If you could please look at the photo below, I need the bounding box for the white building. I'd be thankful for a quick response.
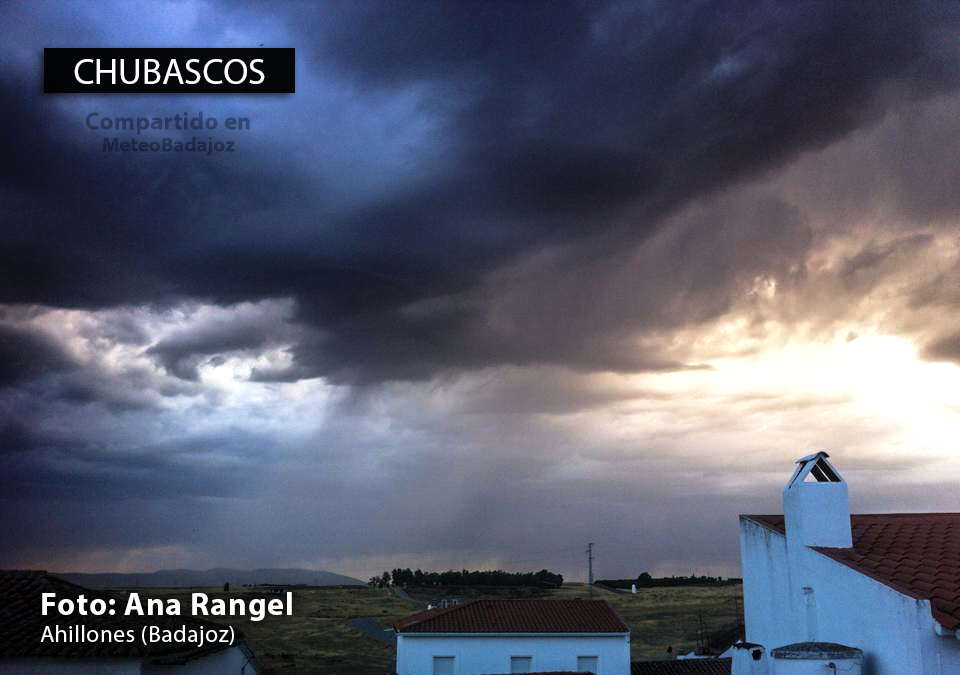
[738,451,960,674]
[0,570,259,675]
[393,598,631,675]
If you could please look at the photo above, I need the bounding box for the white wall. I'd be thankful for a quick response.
[740,517,960,675]
[396,634,630,675]
[0,659,142,675]
[771,657,860,675]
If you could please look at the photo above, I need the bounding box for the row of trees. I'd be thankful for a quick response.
[596,572,741,589]
[369,568,563,588]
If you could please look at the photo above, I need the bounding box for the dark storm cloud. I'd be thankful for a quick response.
[2,1,959,385]
[52,366,191,411]
[0,324,76,388]
[0,419,43,455]
[312,0,959,221]
[0,423,274,501]
[0,77,315,309]
[922,332,960,365]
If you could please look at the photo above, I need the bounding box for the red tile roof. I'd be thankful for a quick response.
[742,513,960,630]
[0,570,246,661]
[394,599,629,634]
[631,658,731,675]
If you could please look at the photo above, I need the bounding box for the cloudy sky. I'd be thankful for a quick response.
[3,1,960,581]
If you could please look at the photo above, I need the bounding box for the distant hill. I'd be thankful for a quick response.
[56,568,365,588]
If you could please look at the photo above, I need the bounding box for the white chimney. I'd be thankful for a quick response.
[730,641,769,675]
[783,451,852,549]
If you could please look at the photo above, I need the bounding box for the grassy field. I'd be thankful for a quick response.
[137,586,417,675]
[554,582,743,660]
[137,582,742,674]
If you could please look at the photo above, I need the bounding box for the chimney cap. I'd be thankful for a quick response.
[732,641,764,650]
[787,451,844,488]
[795,450,830,464]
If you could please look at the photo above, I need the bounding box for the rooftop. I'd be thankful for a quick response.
[631,658,732,675]
[743,513,960,631]
[0,570,245,661]
[394,598,629,634]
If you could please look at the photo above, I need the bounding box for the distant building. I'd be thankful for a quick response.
[737,451,960,674]
[0,570,259,675]
[393,598,631,675]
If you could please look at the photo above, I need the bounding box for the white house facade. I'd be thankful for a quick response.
[738,451,960,675]
[394,598,631,675]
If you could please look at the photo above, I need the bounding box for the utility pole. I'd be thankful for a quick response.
[586,542,594,598]
[697,609,706,655]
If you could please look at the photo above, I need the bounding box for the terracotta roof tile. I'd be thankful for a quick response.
[631,658,731,675]
[0,570,242,661]
[742,513,960,630]
[394,599,628,634]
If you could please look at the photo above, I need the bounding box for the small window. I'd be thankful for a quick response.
[577,655,599,673]
[510,655,532,673]
[433,656,455,675]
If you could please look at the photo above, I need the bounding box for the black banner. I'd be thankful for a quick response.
[44,48,295,93]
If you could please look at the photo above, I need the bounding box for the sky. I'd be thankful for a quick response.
[3,0,960,582]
